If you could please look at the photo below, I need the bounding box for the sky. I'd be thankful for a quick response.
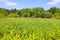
[0,0,60,10]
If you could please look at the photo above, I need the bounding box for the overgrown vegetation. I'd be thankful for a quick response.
[0,7,60,19]
[0,7,60,40]
[0,18,60,40]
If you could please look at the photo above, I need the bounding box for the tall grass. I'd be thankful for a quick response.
[0,18,60,40]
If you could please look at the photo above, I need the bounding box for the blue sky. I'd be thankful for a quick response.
[0,0,60,10]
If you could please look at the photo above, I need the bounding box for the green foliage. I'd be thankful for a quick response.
[0,8,8,18]
[8,13,19,18]
[33,12,40,17]
[41,12,52,18]
[0,7,60,19]
[48,7,57,14]
[48,7,60,14]
[0,18,60,40]
[17,11,22,17]
[33,7,44,13]
[53,13,60,19]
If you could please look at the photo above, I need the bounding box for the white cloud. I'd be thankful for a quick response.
[0,0,8,2]
[0,0,17,6]
[5,2,17,6]
[47,0,60,5]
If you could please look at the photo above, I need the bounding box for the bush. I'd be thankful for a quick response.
[40,12,52,18]
[8,13,19,18]
[22,13,30,17]
[53,13,60,19]
[33,12,41,18]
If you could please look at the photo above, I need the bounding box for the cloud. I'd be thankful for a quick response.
[0,0,8,2]
[5,2,17,6]
[47,0,60,5]
[0,0,17,6]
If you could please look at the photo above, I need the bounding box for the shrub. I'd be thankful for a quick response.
[33,12,41,18]
[8,13,19,18]
[53,13,60,19]
[40,12,52,18]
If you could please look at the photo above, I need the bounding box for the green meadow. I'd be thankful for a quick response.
[0,18,60,40]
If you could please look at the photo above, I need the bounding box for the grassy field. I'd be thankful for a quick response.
[0,18,60,40]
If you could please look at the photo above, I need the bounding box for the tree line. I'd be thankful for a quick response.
[0,7,60,19]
